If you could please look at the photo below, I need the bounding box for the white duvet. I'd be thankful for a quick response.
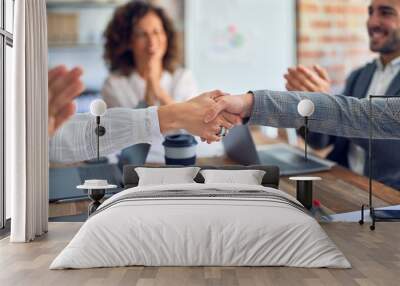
[50,183,350,269]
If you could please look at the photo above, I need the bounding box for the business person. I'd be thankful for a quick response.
[50,91,238,163]
[205,90,400,140]
[102,1,198,161]
[284,0,400,188]
[102,1,197,108]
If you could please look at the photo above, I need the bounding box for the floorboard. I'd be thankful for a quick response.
[1,222,399,286]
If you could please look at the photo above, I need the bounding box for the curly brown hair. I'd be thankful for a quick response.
[103,1,180,76]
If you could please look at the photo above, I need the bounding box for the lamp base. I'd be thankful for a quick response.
[95,125,106,136]
[88,189,105,216]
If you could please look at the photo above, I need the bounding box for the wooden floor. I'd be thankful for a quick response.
[1,222,400,286]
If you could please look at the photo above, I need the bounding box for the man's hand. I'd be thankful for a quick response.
[48,65,84,137]
[284,65,331,93]
[158,90,242,143]
[203,93,254,124]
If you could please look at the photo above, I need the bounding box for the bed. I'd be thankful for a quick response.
[50,165,350,269]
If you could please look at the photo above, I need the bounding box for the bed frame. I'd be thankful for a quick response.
[123,165,280,189]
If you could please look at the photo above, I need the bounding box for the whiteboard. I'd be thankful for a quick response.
[185,0,296,94]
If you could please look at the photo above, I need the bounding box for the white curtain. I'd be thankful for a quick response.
[9,0,48,242]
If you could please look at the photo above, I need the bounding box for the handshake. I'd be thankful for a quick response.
[157,90,255,144]
[47,66,253,143]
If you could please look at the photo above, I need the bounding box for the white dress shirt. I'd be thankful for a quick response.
[101,68,198,162]
[101,68,197,108]
[49,107,160,163]
[348,56,400,174]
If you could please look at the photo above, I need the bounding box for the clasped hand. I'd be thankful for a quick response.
[164,90,254,144]
[48,65,254,145]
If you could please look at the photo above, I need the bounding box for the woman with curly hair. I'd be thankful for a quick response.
[101,1,198,162]
[101,1,197,108]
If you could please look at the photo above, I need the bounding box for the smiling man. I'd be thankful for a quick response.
[283,0,400,189]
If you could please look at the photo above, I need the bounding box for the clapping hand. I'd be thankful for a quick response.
[284,65,331,93]
[143,57,174,106]
[48,65,84,137]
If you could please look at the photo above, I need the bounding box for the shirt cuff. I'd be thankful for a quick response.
[247,90,269,125]
[146,106,161,139]
[240,90,263,125]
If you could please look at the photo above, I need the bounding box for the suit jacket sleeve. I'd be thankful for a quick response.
[247,89,400,139]
[302,68,362,149]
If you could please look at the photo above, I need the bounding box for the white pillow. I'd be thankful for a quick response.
[200,169,266,185]
[135,167,201,186]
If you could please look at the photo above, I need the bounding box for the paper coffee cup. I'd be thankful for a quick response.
[163,134,198,165]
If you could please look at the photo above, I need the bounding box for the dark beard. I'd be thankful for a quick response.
[371,30,400,54]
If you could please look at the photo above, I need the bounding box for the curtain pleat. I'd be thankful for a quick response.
[10,0,48,242]
[10,0,27,242]
[40,0,50,234]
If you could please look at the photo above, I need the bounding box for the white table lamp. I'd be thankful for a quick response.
[90,99,107,161]
[297,99,315,160]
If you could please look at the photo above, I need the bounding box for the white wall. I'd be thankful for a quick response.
[185,0,296,94]
[48,7,114,90]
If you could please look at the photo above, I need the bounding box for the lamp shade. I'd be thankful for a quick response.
[90,99,107,117]
[297,99,315,117]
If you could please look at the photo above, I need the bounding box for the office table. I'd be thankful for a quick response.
[197,127,400,215]
[49,128,400,217]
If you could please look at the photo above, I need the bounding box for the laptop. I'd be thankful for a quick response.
[222,126,334,176]
[118,143,151,167]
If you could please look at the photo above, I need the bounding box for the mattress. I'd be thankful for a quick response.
[50,183,351,269]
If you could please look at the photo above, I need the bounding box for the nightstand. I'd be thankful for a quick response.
[77,180,117,216]
[289,176,321,210]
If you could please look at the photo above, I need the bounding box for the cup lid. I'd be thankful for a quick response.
[163,134,198,148]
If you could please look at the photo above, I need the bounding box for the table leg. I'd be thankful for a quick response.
[296,181,313,210]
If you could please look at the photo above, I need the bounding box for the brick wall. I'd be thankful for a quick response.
[298,0,374,93]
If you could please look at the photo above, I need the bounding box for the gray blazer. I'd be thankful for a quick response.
[305,62,400,188]
[247,80,400,188]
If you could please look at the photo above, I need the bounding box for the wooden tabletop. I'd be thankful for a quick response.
[197,127,400,214]
[49,127,400,217]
